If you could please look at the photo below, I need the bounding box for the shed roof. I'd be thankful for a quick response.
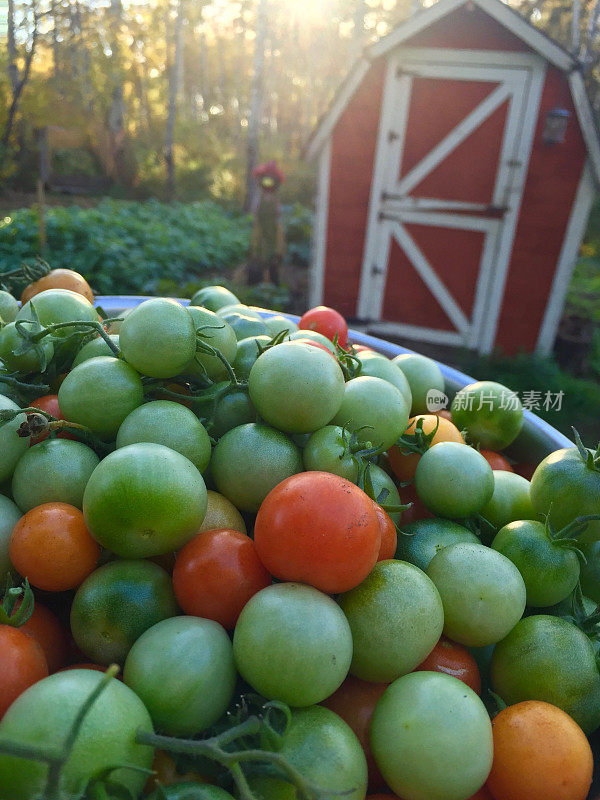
[305,0,600,183]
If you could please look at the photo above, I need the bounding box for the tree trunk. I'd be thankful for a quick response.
[50,0,61,81]
[108,0,125,179]
[2,2,38,151]
[166,0,184,200]
[245,0,268,212]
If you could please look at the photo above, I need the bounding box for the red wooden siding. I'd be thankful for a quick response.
[382,225,486,329]
[494,66,587,353]
[322,60,386,317]
[407,4,529,52]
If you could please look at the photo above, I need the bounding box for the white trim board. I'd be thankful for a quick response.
[536,160,596,355]
[309,138,331,308]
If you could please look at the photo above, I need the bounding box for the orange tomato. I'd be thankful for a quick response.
[173,529,271,629]
[10,503,99,591]
[415,636,481,695]
[254,472,381,594]
[388,415,464,482]
[322,675,388,792]
[487,701,593,800]
[19,601,68,673]
[21,269,94,304]
[0,625,48,718]
[374,503,397,561]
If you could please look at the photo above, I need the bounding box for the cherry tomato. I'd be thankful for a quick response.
[21,269,94,304]
[374,503,397,561]
[322,674,388,791]
[415,636,481,694]
[0,625,48,719]
[289,337,335,355]
[19,601,68,673]
[10,502,99,591]
[254,471,381,594]
[392,353,445,416]
[190,285,239,311]
[28,394,75,445]
[299,305,348,347]
[387,415,464,482]
[451,381,523,450]
[173,529,271,629]
[480,449,514,472]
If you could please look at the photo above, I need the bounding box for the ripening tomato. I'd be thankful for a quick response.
[374,503,397,561]
[322,675,388,791]
[173,529,271,629]
[10,503,99,591]
[388,415,464,482]
[487,701,593,800]
[415,636,481,695]
[480,450,514,472]
[289,337,335,355]
[20,269,94,304]
[254,471,381,594]
[0,625,48,718]
[299,305,348,347]
[29,394,75,445]
[19,601,68,673]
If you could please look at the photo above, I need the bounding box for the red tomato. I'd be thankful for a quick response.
[0,625,48,718]
[513,461,538,480]
[254,471,381,594]
[19,601,68,673]
[173,529,271,629]
[480,450,514,472]
[299,306,348,347]
[29,394,75,445]
[322,675,388,791]
[398,483,433,524]
[415,635,481,695]
[374,503,397,561]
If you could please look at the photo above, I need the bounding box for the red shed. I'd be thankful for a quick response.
[305,0,600,355]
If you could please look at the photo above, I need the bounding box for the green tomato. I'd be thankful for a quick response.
[220,311,269,341]
[0,396,29,483]
[216,303,263,321]
[264,314,299,337]
[491,614,600,733]
[183,306,238,381]
[249,706,367,800]
[367,463,402,524]
[0,290,19,323]
[232,335,271,381]
[71,559,179,666]
[249,342,345,434]
[119,298,196,379]
[0,670,154,800]
[395,518,479,571]
[148,784,235,800]
[415,442,494,518]
[371,672,493,800]
[356,351,412,408]
[288,329,336,353]
[116,400,211,472]
[190,286,239,311]
[302,425,359,482]
[233,583,352,706]
[530,446,600,543]
[17,288,98,336]
[211,389,256,438]
[491,520,581,607]
[393,353,445,415]
[332,376,409,454]
[0,322,54,373]
[451,381,523,450]
[58,356,144,440]
[581,540,600,603]
[427,542,526,646]
[12,438,100,512]
[480,471,535,530]
[0,494,20,578]
[210,423,302,512]
[338,560,443,682]
[72,335,119,367]
[83,442,207,557]
[124,616,236,736]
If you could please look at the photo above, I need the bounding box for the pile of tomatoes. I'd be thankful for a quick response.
[0,271,599,800]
